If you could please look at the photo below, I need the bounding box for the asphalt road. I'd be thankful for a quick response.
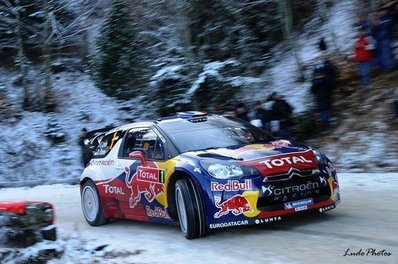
[1,173,397,264]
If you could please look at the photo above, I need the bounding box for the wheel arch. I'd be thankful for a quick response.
[167,169,207,224]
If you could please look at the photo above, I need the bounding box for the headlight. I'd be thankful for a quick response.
[200,160,260,179]
[313,150,327,165]
[44,208,54,223]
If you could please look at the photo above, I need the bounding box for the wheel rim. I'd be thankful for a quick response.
[176,187,188,234]
[82,185,98,222]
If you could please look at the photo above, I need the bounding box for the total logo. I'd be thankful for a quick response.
[319,204,335,213]
[255,216,282,224]
[103,184,125,195]
[259,155,313,169]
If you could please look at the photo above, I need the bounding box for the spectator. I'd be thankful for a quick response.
[78,128,93,168]
[268,92,294,139]
[235,102,250,122]
[311,56,338,130]
[354,27,375,89]
[371,6,396,70]
[252,101,272,132]
[318,37,328,52]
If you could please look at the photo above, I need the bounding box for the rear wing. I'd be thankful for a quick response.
[84,126,115,151]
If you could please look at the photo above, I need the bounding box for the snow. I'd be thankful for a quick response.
[1,172,397,263]
[2,1,398,262]
[249,0,358,113]
[1,0,395,185]
[186,59,242,96]
[0,73,154,186]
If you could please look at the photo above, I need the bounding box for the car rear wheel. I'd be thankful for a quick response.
[81,180,108,226]
[175,178,206,239]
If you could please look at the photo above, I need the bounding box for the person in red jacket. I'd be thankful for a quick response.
[354,27,375,89]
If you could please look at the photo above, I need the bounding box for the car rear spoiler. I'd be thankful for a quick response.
[84,126,115,151]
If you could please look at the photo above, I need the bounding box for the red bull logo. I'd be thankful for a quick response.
[125,166,165,208]
[145,206,171,219]
[214,195,253,218]
[211,180,252,192]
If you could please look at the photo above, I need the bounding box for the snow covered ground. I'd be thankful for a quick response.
[1,172,397,264]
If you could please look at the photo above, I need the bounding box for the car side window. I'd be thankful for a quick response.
[93,134,113,157]
[121,128,165,160]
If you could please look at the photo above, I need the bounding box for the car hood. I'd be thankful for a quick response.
[183,140,318,175]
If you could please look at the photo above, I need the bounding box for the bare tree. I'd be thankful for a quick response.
[317,0,342,55]
[14,0,30,109]
[278,0,305,80]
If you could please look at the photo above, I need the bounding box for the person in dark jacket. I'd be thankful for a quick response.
[311,57,338,130]
[235,102,250,122]
[371,7,396,70]
[78,128,93,168]
[253,101,272,132]
[268,92,294,139]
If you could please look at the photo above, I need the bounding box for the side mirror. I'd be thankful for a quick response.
[128,151,147,166]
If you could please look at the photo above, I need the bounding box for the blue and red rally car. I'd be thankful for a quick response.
[80,112,340,239]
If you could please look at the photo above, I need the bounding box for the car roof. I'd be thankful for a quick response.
[107,121,155,134]
[108,111,214,133]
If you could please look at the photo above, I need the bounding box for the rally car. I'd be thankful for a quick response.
[80,112,340,239]
[0,201,56,245]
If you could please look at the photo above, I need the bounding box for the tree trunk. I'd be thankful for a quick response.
[15,0,30,109]
[278,0,305,81]
[42,0,53,112]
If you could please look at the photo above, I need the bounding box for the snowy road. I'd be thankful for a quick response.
[1,173,398,264]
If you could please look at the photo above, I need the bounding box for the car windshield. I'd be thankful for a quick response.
[158,115,274,153]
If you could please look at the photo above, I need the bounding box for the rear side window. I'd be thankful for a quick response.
[120,128,165,160]
[93,131,123,158]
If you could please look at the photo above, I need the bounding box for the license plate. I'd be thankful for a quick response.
[284,198,314,210]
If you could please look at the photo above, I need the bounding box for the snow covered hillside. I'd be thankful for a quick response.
[0,72,153,186]
[0,0,397,186]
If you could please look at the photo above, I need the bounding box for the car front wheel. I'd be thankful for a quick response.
[81,180,108,226]
[175,178,206,239]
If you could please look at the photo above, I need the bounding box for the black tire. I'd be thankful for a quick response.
[175,178,206,239]
[81,180,108,226]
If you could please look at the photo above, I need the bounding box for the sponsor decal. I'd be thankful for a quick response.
[318,204,335,213]
[90,159,115,166]
[209,220,249,229]
[211,180,252,192]
[255,216,282,224]
[260,155,313,169]
[145,206,171,219]
[125,166,164,208]
[137,166,166,183]
[103,184,125,195]
[262,181,320,196]
[319,176,327,186]
[214,195,253,218]
[284,198,314,210]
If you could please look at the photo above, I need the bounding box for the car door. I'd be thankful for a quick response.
[116,127,167,221]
